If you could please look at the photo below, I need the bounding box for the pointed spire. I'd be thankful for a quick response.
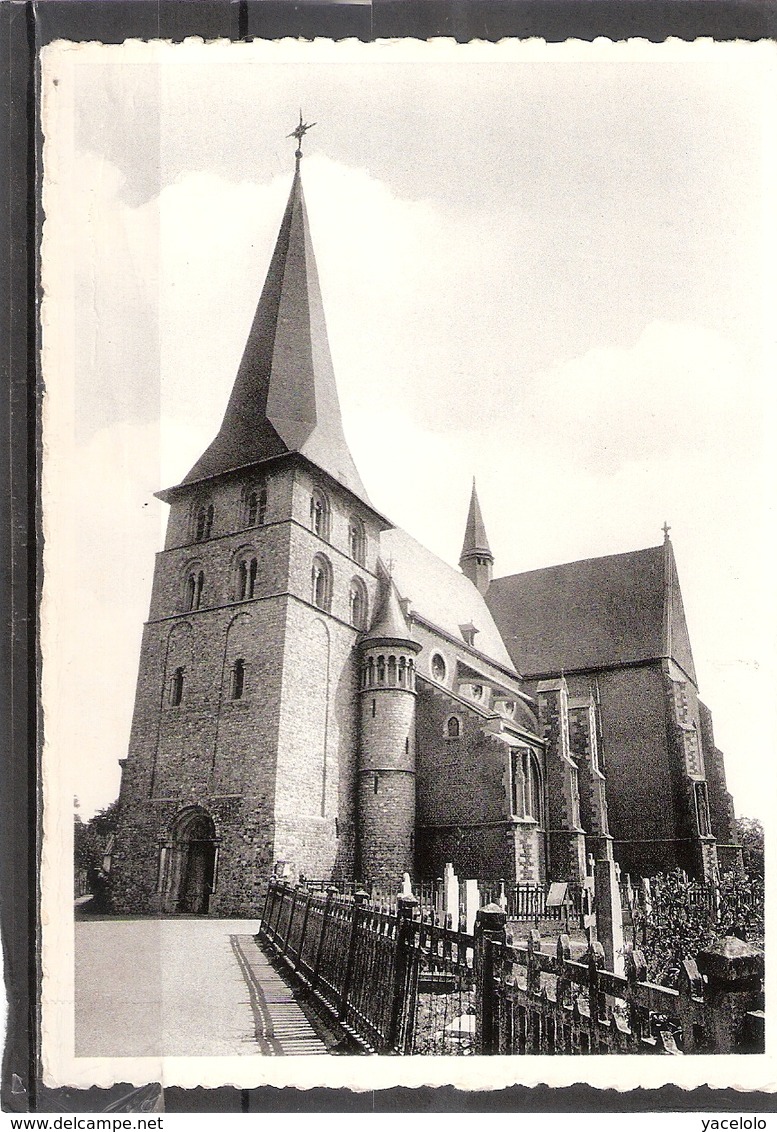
[171,134,371,510]
[459,479,494,595]
[362,568,419,648]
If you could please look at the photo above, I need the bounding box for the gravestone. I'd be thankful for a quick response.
[443,862,460,930]
[464,879,480,935]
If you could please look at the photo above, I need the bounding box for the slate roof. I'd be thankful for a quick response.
[381,528,516,672]
[363,574,418,645]
[168,161,371,510]
[486,542,697,684]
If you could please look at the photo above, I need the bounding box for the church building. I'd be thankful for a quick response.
[110,133,741,917]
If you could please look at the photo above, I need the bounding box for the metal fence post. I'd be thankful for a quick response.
[294,884,312,977]
[339,888,369,1022]
[259,877,273,936]
[474,903,507,1055]
[282,884,300,959]
[311,885,337,993]
[388,894,418,1052]
[258,879,273,942]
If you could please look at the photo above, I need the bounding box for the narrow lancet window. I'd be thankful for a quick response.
[170,667,184,706]
[231,659,245,700]
[310,490,330,540]
[311,555,332,611]
[348,516,366,565]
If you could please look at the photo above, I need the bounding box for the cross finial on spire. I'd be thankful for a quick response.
[288,110,316,166]
[662,521,671,542]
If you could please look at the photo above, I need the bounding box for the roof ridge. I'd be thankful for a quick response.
[492,543,664,584]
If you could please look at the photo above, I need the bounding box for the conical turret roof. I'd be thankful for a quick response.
[167,156,371,508]
[362,569,419,648]
[460,479,493,563]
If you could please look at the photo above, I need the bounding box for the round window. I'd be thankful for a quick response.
[431,653,446,682]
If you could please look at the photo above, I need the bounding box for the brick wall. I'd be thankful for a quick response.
[698,700,743,875]
[112,453,385,914]
[414,681,543,883]
[357,657,418,886]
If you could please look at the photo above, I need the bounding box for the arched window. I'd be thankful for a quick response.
[348,516,366,565]
[524,750,542,823]
[349,578,368,629]
[311,554,332,611]
[195,503,214,542]
[170,667,184,707]
[445,716,461,739]
[511,748,542,821]
[231,658,245,700]
[310,489,330,540]
[236,555,258,601]
[431,653,446,682]
[185,570,204,611]
[377,655,386,684]
[246,484,267,528]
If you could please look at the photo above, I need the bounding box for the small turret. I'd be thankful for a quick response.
[356,571,421,889]
[459,479,494,595]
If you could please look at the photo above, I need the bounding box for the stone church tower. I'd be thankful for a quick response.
[111,140,390,915]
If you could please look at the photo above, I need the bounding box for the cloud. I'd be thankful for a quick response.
[520,321,759,475]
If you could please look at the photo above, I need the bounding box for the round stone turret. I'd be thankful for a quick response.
[357,576,421,889]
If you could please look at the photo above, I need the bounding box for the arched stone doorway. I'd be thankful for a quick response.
[162,807,218,914]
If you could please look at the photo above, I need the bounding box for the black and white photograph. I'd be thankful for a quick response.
[39,36,774,1091]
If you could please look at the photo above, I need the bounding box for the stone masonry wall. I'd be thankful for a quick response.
[594,663,688,877]
[357,664,417,886]
[698,700,743,876]
[415,681,543,883]
[113,455,384,914]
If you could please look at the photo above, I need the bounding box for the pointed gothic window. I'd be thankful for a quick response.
[349,578,368,629]
[231,659,245,700]
[510,748,542,821]
[445,716,461,740]
[311,554,332,611]
[246,485,267,528]
[348,516,366,565]
[310,490,330,540]
[170,667,184,707]
[524,750,542,822]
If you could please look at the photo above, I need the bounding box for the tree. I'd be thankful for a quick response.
[73,799,120,910]
[736,816,764,879]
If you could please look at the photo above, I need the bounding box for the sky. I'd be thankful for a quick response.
[40,38,777,823]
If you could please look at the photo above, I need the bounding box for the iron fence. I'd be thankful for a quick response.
[260,880,764,1056]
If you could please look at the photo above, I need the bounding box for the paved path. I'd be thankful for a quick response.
[75,918,328,1057]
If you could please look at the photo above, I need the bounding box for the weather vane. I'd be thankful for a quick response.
[288,110,316,162]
